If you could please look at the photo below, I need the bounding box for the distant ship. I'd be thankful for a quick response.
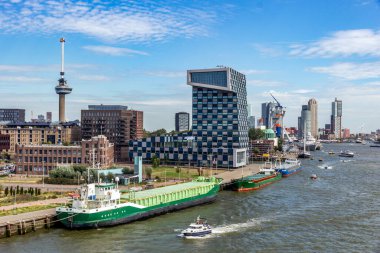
[339,150,354,158]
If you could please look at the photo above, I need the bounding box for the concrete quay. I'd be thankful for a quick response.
[0,209,56,239]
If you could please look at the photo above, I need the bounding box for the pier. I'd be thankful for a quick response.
[0,209,56,238]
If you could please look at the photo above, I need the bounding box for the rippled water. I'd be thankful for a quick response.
[1,144,379,253]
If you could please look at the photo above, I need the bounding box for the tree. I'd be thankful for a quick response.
[145,167,152,180]
[20,187,24,195]
[4,187,8,196]
[106,172,114,182]
[73,165,87,175]
[249,128,265,140]
[16,185,19,194]
[122,167,132,175]
[151,155,160,168]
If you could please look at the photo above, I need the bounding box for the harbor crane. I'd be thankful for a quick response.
[269,93,286,138]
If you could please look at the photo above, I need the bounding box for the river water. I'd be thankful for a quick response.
[0,143,379,253]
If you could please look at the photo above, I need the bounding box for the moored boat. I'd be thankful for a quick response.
[231,162,282,192]
[56,177,222,229]
[275,158,302,177]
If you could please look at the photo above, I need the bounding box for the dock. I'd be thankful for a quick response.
[0,209,56,238]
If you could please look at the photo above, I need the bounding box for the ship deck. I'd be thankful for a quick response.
[121,181,215,200]
[242,173,268,181]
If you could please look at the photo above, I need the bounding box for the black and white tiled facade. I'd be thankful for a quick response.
[129,67,248,168]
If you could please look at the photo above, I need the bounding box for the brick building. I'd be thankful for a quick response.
[15,135,114,175]
[0,122,81,157]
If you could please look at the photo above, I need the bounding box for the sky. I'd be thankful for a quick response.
[0,0,380,133]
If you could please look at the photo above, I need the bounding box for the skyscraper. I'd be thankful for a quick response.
[331,97,342,139]
[175,112,190,132]
[247,104,255,129]
[298,105,311,139]
[308,98,318,138]
[188,67,249,167]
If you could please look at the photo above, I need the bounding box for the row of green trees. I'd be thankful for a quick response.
[3,186,41,196]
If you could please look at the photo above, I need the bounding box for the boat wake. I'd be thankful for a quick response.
[212,218,265,235]
[318,165,333,170]
[176,218,265,239]
[340,159,354,163]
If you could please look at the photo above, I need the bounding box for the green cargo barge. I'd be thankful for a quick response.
[231,163,282,192]
[56,177,222,229]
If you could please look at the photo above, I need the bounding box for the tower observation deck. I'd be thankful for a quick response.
[55,38,72,122]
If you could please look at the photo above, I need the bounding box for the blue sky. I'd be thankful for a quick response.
[0,0,380,133]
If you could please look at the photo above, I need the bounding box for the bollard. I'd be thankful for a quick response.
[17,221,22,235]
[32,219,36,231]
[22,220,27,234]
[45,216,50,229]
[6,223,11,237]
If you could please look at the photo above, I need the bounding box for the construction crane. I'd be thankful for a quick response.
[269,93,286,138]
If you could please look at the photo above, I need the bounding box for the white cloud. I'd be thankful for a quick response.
[309,62,380,80]
[0,75,45,82]
[77,75,110,81]
[241,69,268,75]
[144,70,184,78]
[83,45,148,56]
[290,29,380,58]
[292,89,316,94]
[252,43,282,57]
[247,79,284,87]
[0,0,217,42]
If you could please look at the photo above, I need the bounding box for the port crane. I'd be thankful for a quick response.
[269,93,286,138]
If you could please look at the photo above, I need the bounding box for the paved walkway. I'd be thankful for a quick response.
[0,197,68,211]
[0,208,56,225]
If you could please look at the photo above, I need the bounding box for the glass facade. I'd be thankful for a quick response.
[190,71,228,88]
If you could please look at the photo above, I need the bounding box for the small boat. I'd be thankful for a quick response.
[298,152,311,159]
[180,216,212,238]
[310,174,318,180]
[328,151,335,155]
[318,159,323,162]
[339,150,354,157]
[370,145,380,148]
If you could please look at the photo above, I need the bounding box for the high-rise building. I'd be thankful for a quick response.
[308,98,318,138]
[261,101,284,137]
[46,112,52,123]
[331,97,342,139]
[248,116,256,129]
[247,104,255,129]
[55,38,72,122]
[298,105,311,139]
[129,67,249,168]
[189,67,248,167]
[81,105,143,162]
[0,109,25,123]
[175,112,190,132]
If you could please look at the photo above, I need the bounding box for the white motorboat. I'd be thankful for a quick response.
[339,150,354,157]
[180,216,212,238]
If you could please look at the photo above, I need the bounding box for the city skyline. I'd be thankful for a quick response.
[0,1,380,132]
